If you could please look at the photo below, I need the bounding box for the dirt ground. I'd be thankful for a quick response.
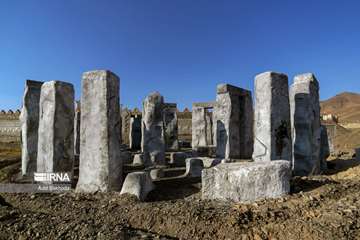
[1,144,360,239]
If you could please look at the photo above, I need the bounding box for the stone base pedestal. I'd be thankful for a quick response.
[202,160,290,203]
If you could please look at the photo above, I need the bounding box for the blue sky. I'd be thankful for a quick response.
[1,0,359,110]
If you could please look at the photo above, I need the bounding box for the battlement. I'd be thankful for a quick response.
[0,109,21,143]
[0,109,21,120]
[0,107,194,144]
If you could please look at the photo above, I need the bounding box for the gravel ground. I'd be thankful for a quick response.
[0,148,360,239]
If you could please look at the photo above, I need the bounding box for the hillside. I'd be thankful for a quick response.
[334,127,360,152]
[320,92,360,153]
[320,92,360,123]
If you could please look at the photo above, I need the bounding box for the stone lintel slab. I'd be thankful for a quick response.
[216,83,252,96]
[293,73,319,89]
[163,103,177,108]
[192,102,216,109]
[26,80,44,88]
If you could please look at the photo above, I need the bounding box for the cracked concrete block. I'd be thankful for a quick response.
[150,168,165,180]
[141,92,165,166]
[163,103,179,151]
[184,158,204,178]
[202,160,291,203]
[20,80,43,176]
[290,73,321,176]
[76,70,122,193]
[253,72,292,162]
[120,171,154,201]
[133,153,144,165]
[121,109,131,145]
[37,81,75,174]
[213,84,253,160]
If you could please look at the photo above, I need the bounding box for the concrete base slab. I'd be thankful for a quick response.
[192,146,216,157]
[120,171,154,201]
[202,160,291,203]
[169,152,192,167]
[132,154,144,165]
[184,158,204,178]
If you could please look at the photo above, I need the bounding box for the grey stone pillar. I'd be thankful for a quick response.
[191,102,215,149]
[20,80,43,176]
[253,72,292,162]
[290,73,321,175]
[121,108,131,145]
[141,92,165,166]
[163,103,179,151]
[129,115,142,150]
[74,101,81,157]
[213,84,253,160]
[37,81,74,173]
[76,70,122,192]
[319,125,330,172]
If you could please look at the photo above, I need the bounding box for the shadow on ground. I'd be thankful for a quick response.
[325,158,360,175]
[147,182,201,201]
[290,177,337,194]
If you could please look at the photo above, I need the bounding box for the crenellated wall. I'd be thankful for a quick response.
[0,107,194,144]
[0,110,21,143]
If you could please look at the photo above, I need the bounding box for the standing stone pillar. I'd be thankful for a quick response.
[74,101,81,157]
[253,72,292,162]
[73,101,81,181]
[20,80,43,176]
[213,84,253,160]
[290,73,321,175]
[37,81,74,173]
[76,70,122,192]
[163,103,179,151]
[191,102,215,149]
[141,92,165,166]
[121,108,131,145]
[319,125,330,172]
[129,115,142,150]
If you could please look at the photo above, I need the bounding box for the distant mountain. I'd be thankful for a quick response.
[320,92,360,123]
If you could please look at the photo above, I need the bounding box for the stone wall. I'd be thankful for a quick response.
[1,107,192,145]
[0,110,21,143]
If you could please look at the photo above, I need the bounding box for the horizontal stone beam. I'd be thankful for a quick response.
[192,102,216,108]
[163,103,177,108]
[216,83,252,96]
